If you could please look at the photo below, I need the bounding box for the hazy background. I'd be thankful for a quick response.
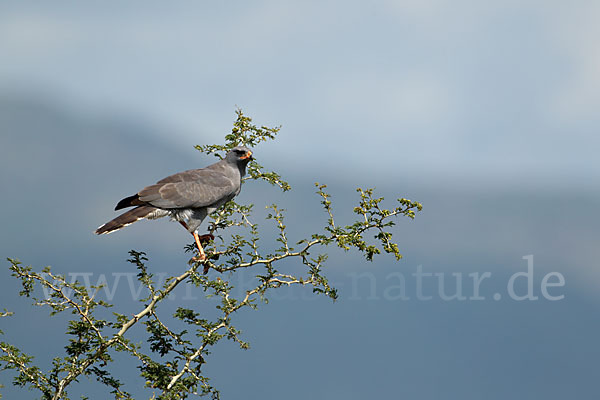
[1,1,599,399]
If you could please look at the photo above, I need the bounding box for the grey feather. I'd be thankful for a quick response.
[95,206,156,235]
[95,146,253,235]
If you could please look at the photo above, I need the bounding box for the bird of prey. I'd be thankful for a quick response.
[95,146,253,265]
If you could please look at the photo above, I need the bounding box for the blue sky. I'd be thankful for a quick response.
[1,0,598,182]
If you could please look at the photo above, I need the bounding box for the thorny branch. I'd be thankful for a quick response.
[0,110,422,400]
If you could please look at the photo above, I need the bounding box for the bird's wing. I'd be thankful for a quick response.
[137,168,237,209]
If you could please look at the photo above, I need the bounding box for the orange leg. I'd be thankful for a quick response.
[179,221,205,260]
[193,231,207,261]
[180,221,213,273]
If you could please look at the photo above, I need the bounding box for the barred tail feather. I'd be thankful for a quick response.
[95,206,156,235]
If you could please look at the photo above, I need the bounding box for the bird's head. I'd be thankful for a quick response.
[225,146,253,165]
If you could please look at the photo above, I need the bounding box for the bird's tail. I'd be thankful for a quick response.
[95,206,156,235]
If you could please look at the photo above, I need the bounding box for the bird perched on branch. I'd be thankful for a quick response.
[95,146,253,269]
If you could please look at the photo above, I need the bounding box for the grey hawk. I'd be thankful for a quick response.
[95,146,253,265]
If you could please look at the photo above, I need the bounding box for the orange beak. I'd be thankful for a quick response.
[240,150,253,160]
